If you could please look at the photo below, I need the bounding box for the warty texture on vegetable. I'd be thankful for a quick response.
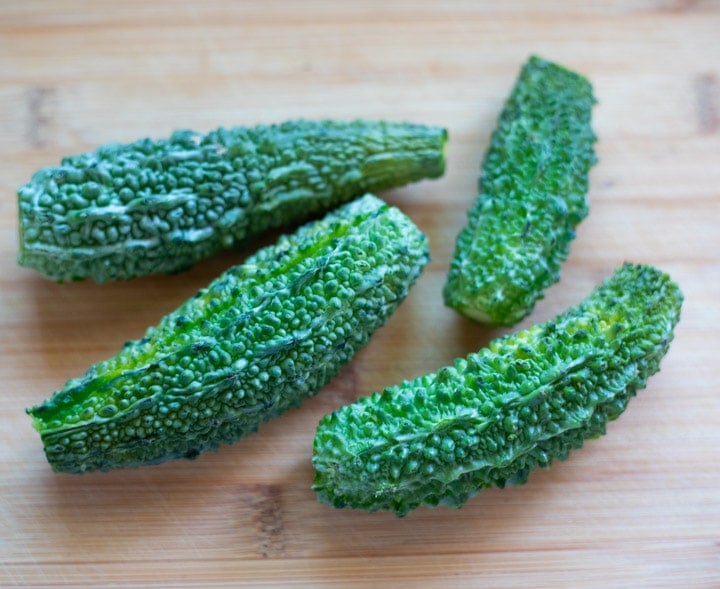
[27,194,429,473]
[314,263,682,516]
[18,119,445,282]
[444,56,597,326]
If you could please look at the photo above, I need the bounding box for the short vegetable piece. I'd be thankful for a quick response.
[313,263,683,516]
[443,56,597,326]
[18,119,446,282]
[27,194,430,473]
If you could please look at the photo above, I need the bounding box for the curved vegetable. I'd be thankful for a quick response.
[443,56,597,326]
[18,119,446,282]
[27,194,429,473]
[313,263,683,516]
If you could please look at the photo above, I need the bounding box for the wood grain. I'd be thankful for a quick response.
[1,1,719,587]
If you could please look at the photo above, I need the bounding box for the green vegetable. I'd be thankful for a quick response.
[313,263,682,516]
[18,119,446,283]
[27,194,429,473]
[443,56,597,326]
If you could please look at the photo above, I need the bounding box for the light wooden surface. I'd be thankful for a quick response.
[1,1,719,587]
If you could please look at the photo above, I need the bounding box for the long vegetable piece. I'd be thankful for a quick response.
[18,119,446,282]
[443,56,597,326]
[313,263,682,516]
[27,194,429,473]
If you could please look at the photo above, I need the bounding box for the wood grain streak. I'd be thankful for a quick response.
[238,484,287,559]
[24,86,55,148]
[695,73,719,133]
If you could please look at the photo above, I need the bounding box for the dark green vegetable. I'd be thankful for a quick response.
[444,56,597,326]
[27,194,429,473]
[313,263,682,516]
[18,119,445,282]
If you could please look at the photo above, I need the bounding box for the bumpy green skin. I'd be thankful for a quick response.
[443,56,597,326]
[313,263,683,516]
[27,194,429,473]
[18,119,445,283]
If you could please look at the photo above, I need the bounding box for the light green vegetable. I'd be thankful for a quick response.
[18,119,445,282]
[313,263,682,516]
[27,194,429,473]
[444,56,597,326]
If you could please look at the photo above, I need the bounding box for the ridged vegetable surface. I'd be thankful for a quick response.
[313,263,682,516]
[17,119,445,283]
[443,56,597,326]
[27,194,429,473]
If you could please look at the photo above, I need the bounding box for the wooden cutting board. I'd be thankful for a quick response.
[1,1,718,587]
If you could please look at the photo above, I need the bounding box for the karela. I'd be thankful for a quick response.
[443,56,597,326]
[27,194,429,473]
[313,263,683,516]
[17,119,446,282]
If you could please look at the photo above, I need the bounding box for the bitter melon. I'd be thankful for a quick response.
[443,56,597,326]
[18,119,445,282]
[27,194,429,473]
[313,263,683,516]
